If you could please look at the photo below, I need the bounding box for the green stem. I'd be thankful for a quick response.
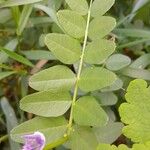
[67,0,93,135]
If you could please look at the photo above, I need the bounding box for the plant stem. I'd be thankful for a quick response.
[67,0,93,135]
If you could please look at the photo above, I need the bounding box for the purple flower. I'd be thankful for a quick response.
[22,131,46,150]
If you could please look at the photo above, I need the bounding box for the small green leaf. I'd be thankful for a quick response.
[89,16,116,40]
[45,33,81,64]
[70,126,98,150]
[92,92,118,106]
[57,10,86,38]
[91,0,115,17]
[0,0,42,8]
[20,90,72,117]
[119,79,150,143]
[1,97,20,150]
[21,50,56,60]
[93,122,123,144]
[101,78,123,92]
[106,54,131,71]
[73,96,108,126]
[84,39,116,64]
[29,65,76,91]
[0,46,34,67]
[0,71,16,80]
[17,4,33,35]
[65,0,89,15]
[11,116,67,145]
[79,67,117,92]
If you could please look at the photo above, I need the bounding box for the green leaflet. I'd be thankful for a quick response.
[65,0,88,15]
[79,67,117,92]
[0,71,16,80]
[89,16,116,40]
[84,39,116,64]
[45,33,81,64]
[0,46,34,67]
[17,4,33,35]
[0,0,42,8]
[119,79,150,143]
[106,54,131,71]
[20,90,72,117]
[93,122,123,144]
[92,91,118,106]
[73,96,108,126]
[70,126,98,150]
[91,0,115,17]
[11,117,67,145]
[29,65,76,91]
[57,10,86,38]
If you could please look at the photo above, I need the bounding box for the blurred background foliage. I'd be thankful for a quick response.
[0,0,150,149]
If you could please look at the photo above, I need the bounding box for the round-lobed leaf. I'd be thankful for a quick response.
[45,33,81,64]
[11,117,67,145]
[57,10,86,38]
[79,67,117,92]
[73,96,108,127]
[119,79,150,143]
[91,0,115,17]
[29,65,76,91]
[89,16,116,40]
[106,54,131,71]
[20,90,72,117]
[65,0,89,15]
[84,39,116,64]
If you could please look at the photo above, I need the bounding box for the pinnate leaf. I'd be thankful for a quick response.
[65,0,88,15]
[45,33,81,64]
[119,79,150,143]
[73,96,108,126]
[84,39,116,64]
[91,0,115,17]
[20,90,72,117]
[29,65,75,91]
[57,10,86,38]
[89,16,116,40]
[79,67,117,92]
[11,117,67,145]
